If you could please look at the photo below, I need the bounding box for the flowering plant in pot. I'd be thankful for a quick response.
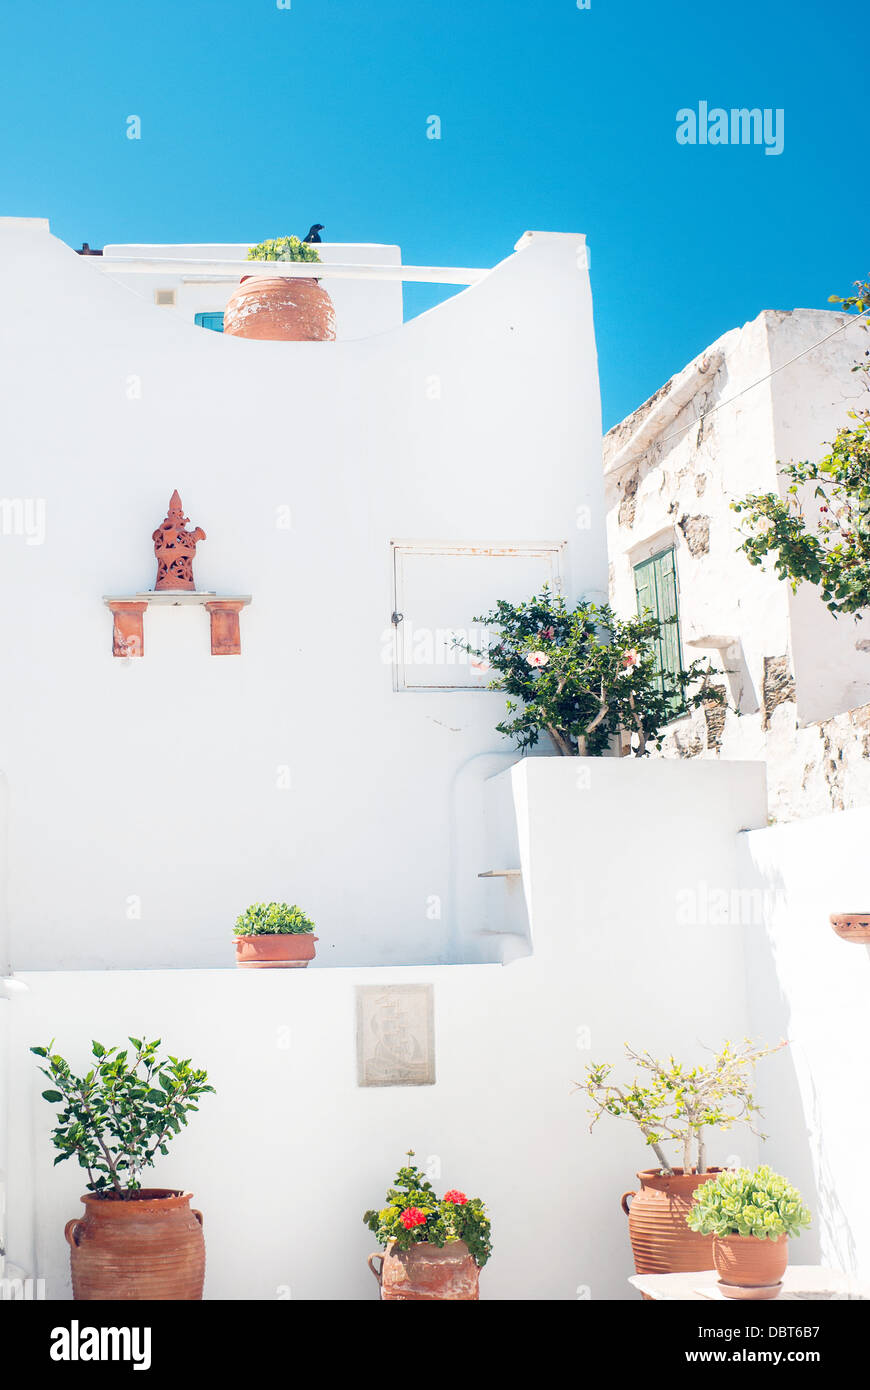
[224,235,335,341]
[32,1037,214,1300]
[457,586,722,756]
[580,1039,784,1278]
[687,1165,811,1299]
[363,1151,492,1300]
[232,901,318,968]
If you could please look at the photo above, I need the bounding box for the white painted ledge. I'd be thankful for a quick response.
[97,258,488,286]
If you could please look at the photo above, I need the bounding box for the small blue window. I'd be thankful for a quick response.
[195,312,224,333]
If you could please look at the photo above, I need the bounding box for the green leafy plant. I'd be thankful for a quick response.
[458,587,722,755]
[732,277,870,617]
[580,1039,785,1174]
[247,236,321,264]
[233,902,315,936]
[363,1151,493,1268]
[687,1165,811,1241]
[31,1038,214,1199]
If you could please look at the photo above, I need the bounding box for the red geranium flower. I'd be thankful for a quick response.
[443,1190,467,1205]
[400,1207,427,1230]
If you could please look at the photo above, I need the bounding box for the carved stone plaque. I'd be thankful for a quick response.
[356,984,435,1087]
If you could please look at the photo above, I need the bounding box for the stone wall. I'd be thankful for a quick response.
[658,689,870,821]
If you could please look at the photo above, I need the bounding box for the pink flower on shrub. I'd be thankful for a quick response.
[443,1190,467,1205]
[525,651,549,668]
[400,1207,428,1230]
[622,649,640,669]
[540,627,556,641]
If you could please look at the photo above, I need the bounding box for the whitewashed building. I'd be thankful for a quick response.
[1,221,868,1299]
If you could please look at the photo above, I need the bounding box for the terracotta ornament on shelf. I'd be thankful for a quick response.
[152,491,206,591]
[105,490,250,657]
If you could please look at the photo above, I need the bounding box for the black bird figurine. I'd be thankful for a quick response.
[303,224,324,244]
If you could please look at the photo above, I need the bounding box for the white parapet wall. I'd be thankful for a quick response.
[5,757,775,1301]
[739,807,870,1279]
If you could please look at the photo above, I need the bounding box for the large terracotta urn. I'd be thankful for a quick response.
[234,934,318,968]
[621,1169,719,1275]
[64,1189,205,1300]
[368,1240,480,1300]
[223,274,336,342]
[713,1234,788,1298]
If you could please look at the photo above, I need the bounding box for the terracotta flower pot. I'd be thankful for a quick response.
[234,933,318,968]
[830,912,870,943]
[713,1234,788,1295]
[368,1239,480,1300]
[621,1168,719,1275]
[64,1189,204,1301]
[223,274,336,342]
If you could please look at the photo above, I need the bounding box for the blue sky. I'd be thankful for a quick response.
[0,0,865,428]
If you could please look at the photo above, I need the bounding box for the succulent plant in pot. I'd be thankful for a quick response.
[32,1037,214,1300]
[232,901,318,969]
[687,1165,811,1299]
[223,235,336,342]
[363,1151,492,1300]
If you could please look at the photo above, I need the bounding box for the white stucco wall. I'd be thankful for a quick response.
[0,217,606,972]
[739,808,870,1277]
[5,757,768,1300]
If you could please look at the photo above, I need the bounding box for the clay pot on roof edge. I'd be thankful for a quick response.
[234,933,318,968]
[222,274,336,342]
[65,1189,205,1300]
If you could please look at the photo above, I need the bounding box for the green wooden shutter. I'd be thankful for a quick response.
[634,549,683,712]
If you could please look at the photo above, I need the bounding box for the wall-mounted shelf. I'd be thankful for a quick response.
[478,870,522,879]
[103,592,252,657]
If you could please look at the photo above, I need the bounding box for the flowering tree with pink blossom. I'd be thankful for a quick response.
[459,587,721,756]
